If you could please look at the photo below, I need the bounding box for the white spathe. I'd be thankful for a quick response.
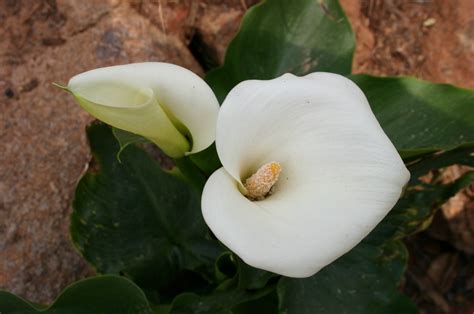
[201,72,410,278]
[67,62,219,158]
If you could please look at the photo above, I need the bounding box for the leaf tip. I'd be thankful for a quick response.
[51,82,70,91]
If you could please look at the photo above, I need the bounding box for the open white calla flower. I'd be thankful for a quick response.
[67,62,219,158]
[202,72,410,278]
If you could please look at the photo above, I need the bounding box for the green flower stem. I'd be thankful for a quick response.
[173,157,208,191]
[188,144,222,177]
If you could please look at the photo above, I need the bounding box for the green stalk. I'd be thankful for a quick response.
[173,157,208,192]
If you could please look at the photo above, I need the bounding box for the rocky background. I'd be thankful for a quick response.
[0,0,473,313]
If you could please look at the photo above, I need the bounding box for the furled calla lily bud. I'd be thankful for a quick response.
[202,73,410,278]
[66,62,219,158]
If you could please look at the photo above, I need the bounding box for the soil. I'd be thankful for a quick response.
[0,0,473,312]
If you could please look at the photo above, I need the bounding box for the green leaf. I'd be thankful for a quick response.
[160,253,278,313]
[167,286,275,314]
[236,257,277,291]
[384,293,419,314]
[278,241,415,314]
[349,75,474,159]
[215,252,237,282]
[232,290,278,314]
[367,170,474,245]
[0,275,154,313]
[112,127,150,162]
[407,146,474,180]
[206,0,355,102]
[71,124,222,292]
[213,252,276,290]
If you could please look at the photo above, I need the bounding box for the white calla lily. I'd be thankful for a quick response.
[202,72,410,278]
[67,62,219,158]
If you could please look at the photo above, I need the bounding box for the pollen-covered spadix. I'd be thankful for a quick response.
[201,72,410,278]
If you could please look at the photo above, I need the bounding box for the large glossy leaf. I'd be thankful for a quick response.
[166,286,275,314]
[350,75,474,159]
[236,257,277,291]
[278,241,415,314]
[0,276,154,313]
[366,170,474,246]
[212,252,276,291]
[71,124,222,292]
[407,146,474,180]
[349,74,474,246]
[206,0,355,102]
[112,127,150,161]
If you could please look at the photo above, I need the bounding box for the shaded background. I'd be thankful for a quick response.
[0,0,473,313]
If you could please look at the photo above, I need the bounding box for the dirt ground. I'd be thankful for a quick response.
[0,0,473,313]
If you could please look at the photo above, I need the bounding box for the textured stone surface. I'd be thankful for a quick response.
[341,0,474,89]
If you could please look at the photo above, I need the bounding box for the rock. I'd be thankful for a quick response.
[340,0,474,89]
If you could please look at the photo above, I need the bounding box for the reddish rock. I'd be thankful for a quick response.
[340,0,474,89]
